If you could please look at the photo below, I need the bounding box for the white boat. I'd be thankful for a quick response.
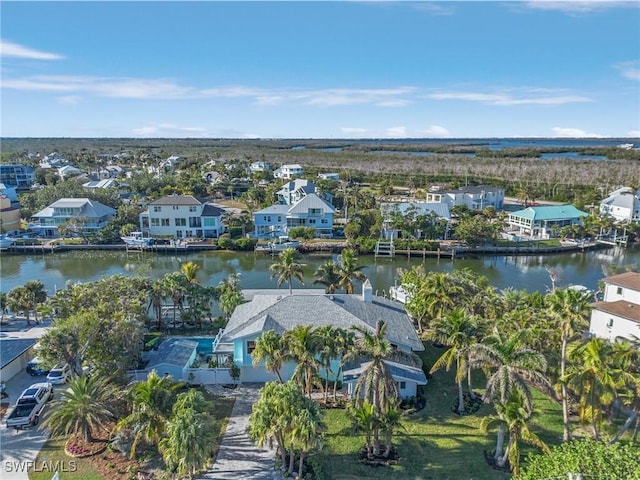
[255,236,301,252]
[121,232,153,247]
[617,143,635,150]
[389,284,413,304]
[0,234,15,251]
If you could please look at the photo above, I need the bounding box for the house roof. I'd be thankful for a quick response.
[149,195,203,206]
[201,204,226,217]
[32,198,116,219]
[254,204,290,215]
[287,193,336,214]
[1,339,37,369]
[146,338,198,370]
[277,179,316,196]
[601,191,639,209]
[603,271,640,291]
[221,292,423,352]
[381,202,451,221]
[343,359,428,385]
[441,185,503,195]
[592,300,640,324]
[509,205,588,221]
[83,179,117,189]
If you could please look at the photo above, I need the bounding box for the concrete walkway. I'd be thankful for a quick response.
[199,383,282,480]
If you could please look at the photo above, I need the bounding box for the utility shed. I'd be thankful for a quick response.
[145,338,198,381]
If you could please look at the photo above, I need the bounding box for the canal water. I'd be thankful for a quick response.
[2,245,640,297]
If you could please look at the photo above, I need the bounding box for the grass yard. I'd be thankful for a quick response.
[28,387,235,480]
[315,343,565,480]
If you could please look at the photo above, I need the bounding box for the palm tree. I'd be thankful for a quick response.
[379,404,405,458]
[547,287,592,441]
[337,248,366,294]
[471,330,549,462]
[269,247,306,294]
[481,389,550,473]
[117,370,180,457]
[24,280,48,323]
[564,337,620,440]
[149,279,167,329]
[252,330,287,382]
[162,272,187,329]
[42,375,117,443]
[159,389,212,478]
[180,261,201,284]
[316,325,340,403]
[284,325,321,397]
[0,292,8,322]
[332,328,356,402]
[313,260,341,294]
[349,401,378,459]
[425,307,479,414]
[290,399,325,478]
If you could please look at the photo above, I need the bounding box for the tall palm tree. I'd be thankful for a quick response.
[337,248,366,294]
[149,279,167,329]
[24,280,48,323]
[252,330,287,382]
[290,399,325,478]
[425,307,479,414]
[471,330,549,462]
[422,272,464,327]
[481,389,549,473]
[269,247,306,294]
[547,287,591,442]
[284,325,321,397]
[313,260,341,294]
[117,370,180,457]
[316,325,340,403]
[332,328,356,401]
[564,337,620,440]
[42,375,117,443]
[162,272,187,329]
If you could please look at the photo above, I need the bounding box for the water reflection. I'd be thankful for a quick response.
[1,246,639,296]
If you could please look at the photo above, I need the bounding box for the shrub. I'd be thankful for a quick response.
[217,234,233,249]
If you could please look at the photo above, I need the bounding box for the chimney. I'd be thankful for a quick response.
[362,279,373,303]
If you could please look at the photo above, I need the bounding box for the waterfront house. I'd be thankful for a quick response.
[380,201,451,240]
[277,179,317,205]
[425,185,504,211]
[57,165,84,179]
[599,187,640,224]
[249,161,272,173]
[273,164,303,179]
[0,164,35,188]
[253,193,335,238]
[212,281,426,397]
[506,205,588,239]
[589,271,640,344]
[140,194,226,240]
[30,198,116,238]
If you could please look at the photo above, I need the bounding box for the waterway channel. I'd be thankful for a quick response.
[2,245,640,297]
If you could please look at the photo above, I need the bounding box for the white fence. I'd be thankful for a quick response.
[127,367,234,385]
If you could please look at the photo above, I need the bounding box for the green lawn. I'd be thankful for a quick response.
[314,344,565,480]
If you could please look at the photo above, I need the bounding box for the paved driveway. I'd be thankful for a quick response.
[199,384,282,480]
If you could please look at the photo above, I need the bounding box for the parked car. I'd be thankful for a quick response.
[5,382,54,429]
[46,364,71,384]
[26,357,49,376]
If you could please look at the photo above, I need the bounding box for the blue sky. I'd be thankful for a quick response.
[1,1,639,139]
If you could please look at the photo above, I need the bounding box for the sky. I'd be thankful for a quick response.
[1,1,639,139]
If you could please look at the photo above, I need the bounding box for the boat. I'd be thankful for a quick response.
[617,143,635,150]
[255,236,301,253]
[389,283,413,304]
[0,234,15,251]
[121,232,153,247]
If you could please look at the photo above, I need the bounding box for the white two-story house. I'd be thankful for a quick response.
[140,194,226,239]
[253,193,335,238]
[589,271,640,344]
[273,164,303,179]
[425,185,504,211]
[30,198,116,238]
[599,187,640,223]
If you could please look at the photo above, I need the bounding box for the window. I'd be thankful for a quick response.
[399,381,406,390]
[175,218,186,226]
[151,218,160,227]
[172,205,179,210]
[189,206,197,212]
[607,318,614,327]
[616,287,623,295]
[189,217,202,228]
[161,218,170,227]
[247,340,256,354]
[153,206,161,212]
[309,219,316,224]
[176,230,183,238]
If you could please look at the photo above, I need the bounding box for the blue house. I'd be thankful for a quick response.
[506,205,588,239]
[253,193,336,238]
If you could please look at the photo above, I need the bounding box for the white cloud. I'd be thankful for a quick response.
[57,95,81,105]
[628,130,640,137]
[426,89,592,106]
[0,39,64,60]
[551,127,604,138]
[385,126,408,137]
[132,123,209,138]
[421,125,451,137]
[614,60,640,81]
[523,1,634,14]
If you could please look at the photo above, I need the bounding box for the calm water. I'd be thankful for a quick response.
[2,246,639,297]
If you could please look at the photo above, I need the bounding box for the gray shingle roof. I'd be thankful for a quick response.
[343,359,427,384]
[1,339,37,369]
[149,195,203,206]
[222,293,423,351]
[146,338,198,369]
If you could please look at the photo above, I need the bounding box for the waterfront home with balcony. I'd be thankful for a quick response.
[253,193,335,238]
[506,204,588,239]
[589,271,640,344]
[30,198,116,238]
